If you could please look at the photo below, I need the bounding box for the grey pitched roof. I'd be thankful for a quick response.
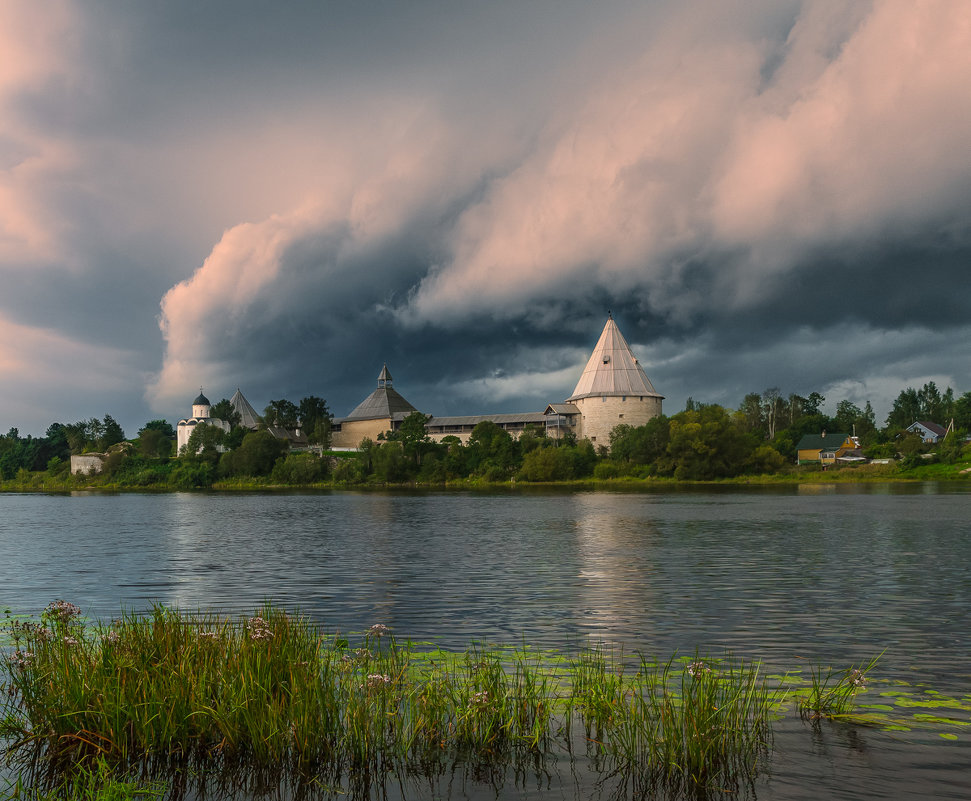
[230,388,262,429]
[545,403,580,415]
[567,315,663,401]
[910,420,947,436]
[341,366,420,422]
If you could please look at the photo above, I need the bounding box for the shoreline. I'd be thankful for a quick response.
[2,463,969,494]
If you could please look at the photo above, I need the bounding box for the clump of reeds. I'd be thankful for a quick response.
[569,649,773,796]
[0,603,820,798]
[799,654,881,720]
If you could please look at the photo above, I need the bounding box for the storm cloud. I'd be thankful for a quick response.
[2,1,969,434]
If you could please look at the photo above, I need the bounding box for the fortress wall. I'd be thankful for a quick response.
[331,418,390,449]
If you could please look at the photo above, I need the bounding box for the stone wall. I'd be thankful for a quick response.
[70,453,105,475]
[330,418,391,449]
[574,395,663,446]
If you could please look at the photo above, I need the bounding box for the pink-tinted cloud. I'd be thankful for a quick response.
[0,1,79,264]
[142,0,971,422]
[404,0,971,320]
[0,314,136,425]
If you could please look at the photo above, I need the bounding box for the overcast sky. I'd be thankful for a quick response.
[2,0,970,436]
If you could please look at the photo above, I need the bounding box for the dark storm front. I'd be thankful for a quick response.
[1,485,970,799]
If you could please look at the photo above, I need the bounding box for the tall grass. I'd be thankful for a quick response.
[1,603,852,798]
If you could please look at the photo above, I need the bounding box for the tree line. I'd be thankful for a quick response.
[2,381,970,486]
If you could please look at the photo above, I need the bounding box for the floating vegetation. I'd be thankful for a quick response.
[0,604,966,800]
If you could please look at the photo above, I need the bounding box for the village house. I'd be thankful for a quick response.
[795,432,860,465]
[906,420,948,444]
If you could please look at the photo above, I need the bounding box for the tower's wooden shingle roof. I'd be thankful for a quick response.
[567,315,663,402]
[341,365,419,422]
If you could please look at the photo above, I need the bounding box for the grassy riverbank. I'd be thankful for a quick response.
[2,603,894,800]
[2,455,969,493]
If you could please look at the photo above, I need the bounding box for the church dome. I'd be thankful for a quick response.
[193,390,211,406]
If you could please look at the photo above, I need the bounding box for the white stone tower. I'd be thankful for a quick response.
[566,314,663,447]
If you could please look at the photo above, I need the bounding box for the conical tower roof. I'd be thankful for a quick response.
[230,388,262,429]
[344,365,419,421]
[567,315,663,401]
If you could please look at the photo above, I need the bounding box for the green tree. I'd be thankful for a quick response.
[608,417,669,464]
[467,420,519,477]
[218,430,288,477]
[834,400,863,433]
[520,445,581,481]
[736,393,766,436]
[181,422,226,461]
[138,428,172,458]
[804,392,825,416]
[662,405,756,480]
[371,441,411,482]
[210,400,242,429]
[98,415,125,451]
[382,411,432,466]
[137,420,175,458]
[262,399,299,430]
[746,444,786,474]
[954,392,971,431]
[762,387,785,439]
[139,419,176,439]
[886,387,922,430]
[298,396,332,447]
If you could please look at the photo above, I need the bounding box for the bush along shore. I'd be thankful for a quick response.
[2,603,946,801]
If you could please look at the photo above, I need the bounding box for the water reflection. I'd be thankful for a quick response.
[2,486,971,799]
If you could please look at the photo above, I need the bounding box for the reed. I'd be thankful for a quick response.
[799,653,881,720]
[0,603,854,798]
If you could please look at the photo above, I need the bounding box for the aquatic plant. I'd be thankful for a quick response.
[0,603,898,800]
[799,654,882,720]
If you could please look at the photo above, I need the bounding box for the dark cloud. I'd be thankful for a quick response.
[2,1,971,437]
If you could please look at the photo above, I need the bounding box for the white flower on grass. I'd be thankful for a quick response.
[365,673,392,689]
[45,600,81,622]
[848,669,868,688]
[246,617,273,641]
[7,651,35,668]
[687,661,713,679]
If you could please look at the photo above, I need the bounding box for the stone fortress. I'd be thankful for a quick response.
[178,315,663,451]
[329,314,663,449]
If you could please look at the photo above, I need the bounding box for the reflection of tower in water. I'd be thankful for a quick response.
[571,493,662,644]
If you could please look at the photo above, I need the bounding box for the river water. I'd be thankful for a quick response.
[1,484,969,799]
